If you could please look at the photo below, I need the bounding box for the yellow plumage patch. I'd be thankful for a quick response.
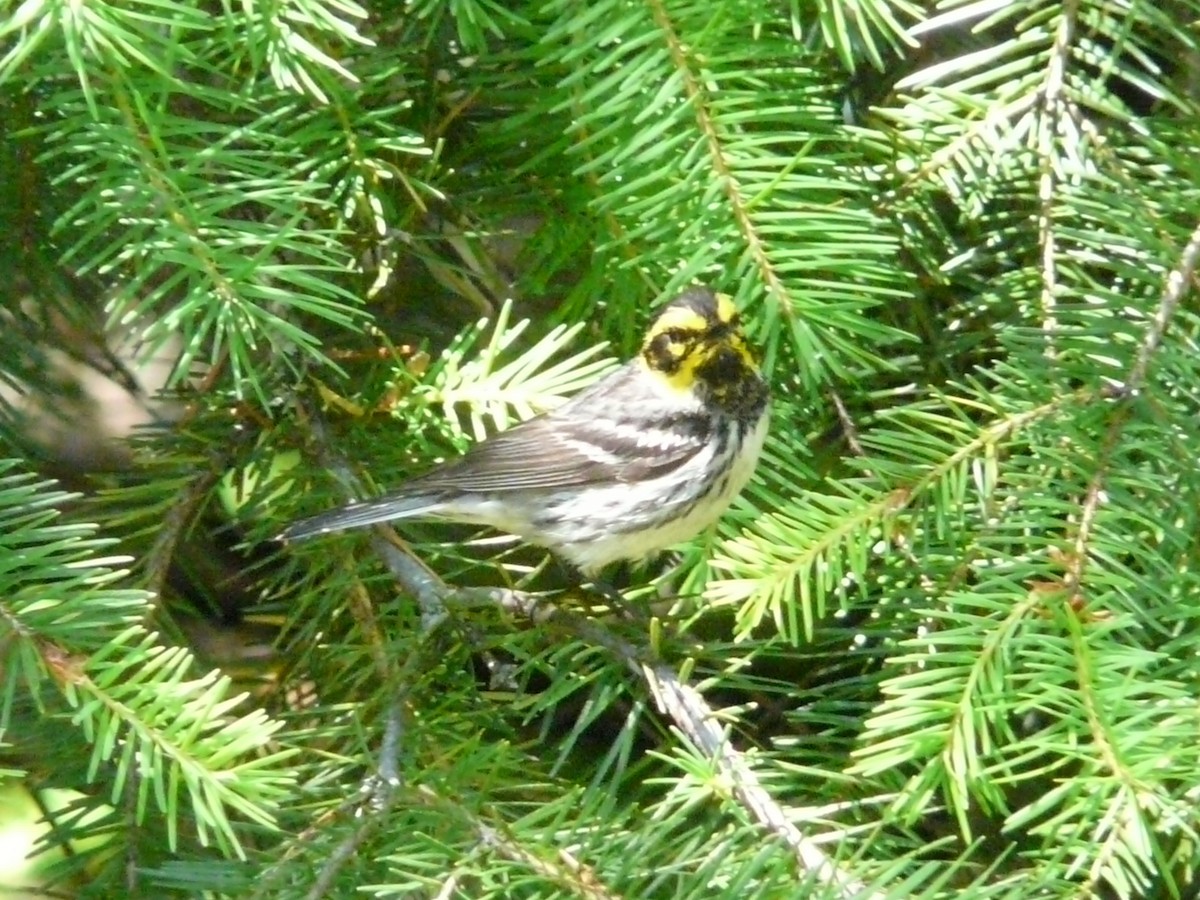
[640,291,757,392]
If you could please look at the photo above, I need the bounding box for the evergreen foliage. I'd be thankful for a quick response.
[2,0,1199,896]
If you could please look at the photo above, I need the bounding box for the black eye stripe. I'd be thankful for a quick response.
[654,316,740,349]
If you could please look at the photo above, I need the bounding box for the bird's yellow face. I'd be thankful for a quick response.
[640,290,759,398]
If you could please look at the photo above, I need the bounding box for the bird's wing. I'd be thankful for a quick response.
[407,409,713,494]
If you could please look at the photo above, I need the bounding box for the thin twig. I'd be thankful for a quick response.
[1068,216,1200,595]
[260,646,410,900]
[416,785,625,900]
[376,692,407,788]
[1126,220,1200,393]
[1035,0,1078,362]
[643,664,869,895]
[325,550,868,895]
[302,699,405,900]
[370,531,448,633]
[829,388,866,460]
[142,466,224,606]
[454,586,653,666]
[250,789,372,900]
[142,416,259,613]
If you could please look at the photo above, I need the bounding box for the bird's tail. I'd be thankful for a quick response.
[278,493,439,542]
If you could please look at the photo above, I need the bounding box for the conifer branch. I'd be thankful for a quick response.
[644,0,785,310]
[1035,0,1078,360]
[143,466,225,606]
[415,785,624,900]
[303,699,406,900]
[1127,218,1200,392]
[462,590,871,897]
[1068,216,1200,598]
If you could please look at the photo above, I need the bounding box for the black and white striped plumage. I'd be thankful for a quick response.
[280,287,770,574]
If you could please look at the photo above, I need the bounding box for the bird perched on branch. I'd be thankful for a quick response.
[280,287,770,575]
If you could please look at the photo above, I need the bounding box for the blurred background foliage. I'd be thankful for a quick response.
[2,0,1200,896]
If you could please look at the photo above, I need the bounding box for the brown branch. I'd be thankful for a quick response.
[1067,217,1200,596]
[415,785,625,900]
[1126,220,1200,393]
[645,0,785,310]
[1034,0,1079,362]
[642,663,867,894]
[829,388,867,460]
[301,698,406,900]
[142,466,224,607]
[452,586,872,898]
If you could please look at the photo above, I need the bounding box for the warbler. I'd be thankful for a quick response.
[280,287,770,574]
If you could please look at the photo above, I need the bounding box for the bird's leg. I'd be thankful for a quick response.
[547,557,636,620]
[583,566,651,624]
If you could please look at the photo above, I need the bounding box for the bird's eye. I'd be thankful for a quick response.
[709,317,736,340]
